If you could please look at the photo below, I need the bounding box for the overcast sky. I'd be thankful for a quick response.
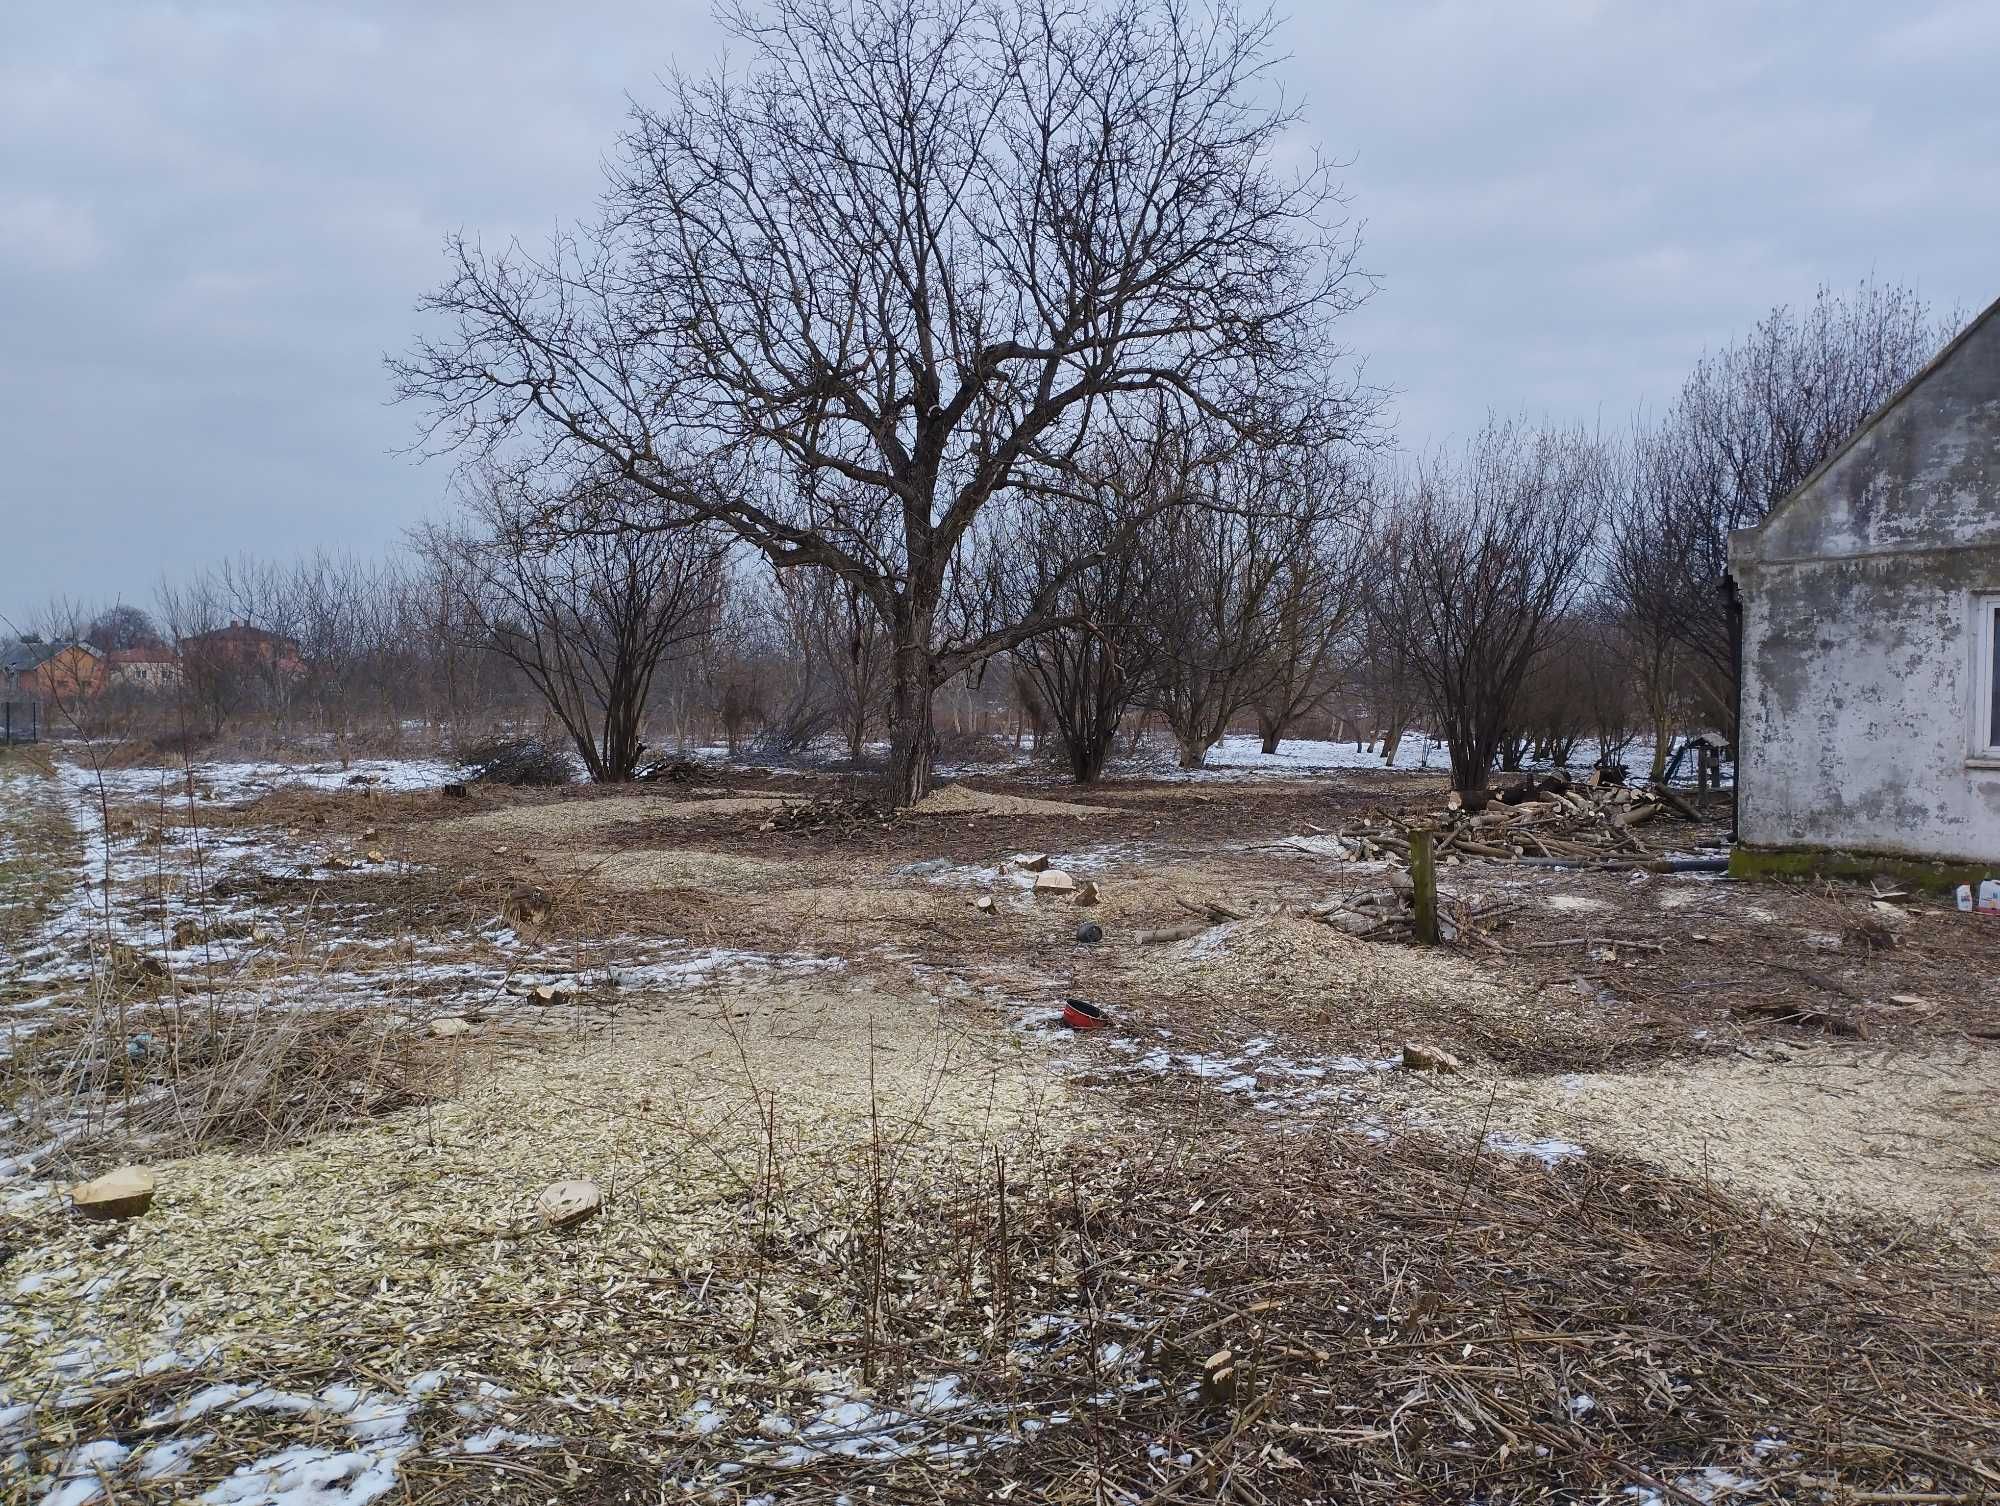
[4,0,1998,618]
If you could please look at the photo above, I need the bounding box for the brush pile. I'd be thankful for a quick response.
[761,795,885,831]
[635,756,705,783]
[1311,771,1714,868]
[456,736,576,788]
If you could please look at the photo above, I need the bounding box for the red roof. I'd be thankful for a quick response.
[108,646,177,665]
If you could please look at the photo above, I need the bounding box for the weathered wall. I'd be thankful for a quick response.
[1731,301,2000,865]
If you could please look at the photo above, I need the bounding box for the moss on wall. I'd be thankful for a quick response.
[1728,843,1989,894]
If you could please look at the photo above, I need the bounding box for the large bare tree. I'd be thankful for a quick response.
[394,0,1372,804]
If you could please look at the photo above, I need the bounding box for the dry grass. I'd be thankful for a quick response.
[14,1082,1995,1502]
[0,749,73,973]
[931,1114,2000,1504]
[2,979,1066,1498]
[3,1000,471,1179]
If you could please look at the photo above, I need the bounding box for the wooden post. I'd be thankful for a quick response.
[1409,827,1439,946]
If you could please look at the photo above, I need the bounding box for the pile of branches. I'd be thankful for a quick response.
[456,736,575,788]
[762,796,884,832]
[635,756,705,784]
[1312,771,1715,870]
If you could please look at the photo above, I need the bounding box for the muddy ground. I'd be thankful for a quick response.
[2,749,1997,1503]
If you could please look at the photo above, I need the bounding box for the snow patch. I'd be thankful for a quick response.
[1485,1132,1586,1167]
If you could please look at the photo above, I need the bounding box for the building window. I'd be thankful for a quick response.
[1976,595,2000,760]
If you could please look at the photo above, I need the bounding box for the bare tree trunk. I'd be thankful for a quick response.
[1257,710,1283,755]
[888,629,936,807]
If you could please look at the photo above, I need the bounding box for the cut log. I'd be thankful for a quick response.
[1446,788,1494,814]
[1649,784,1704,822]
[536,1179,603,1229]
[1400,1042,1462,1073]
[72,1166,155,1220]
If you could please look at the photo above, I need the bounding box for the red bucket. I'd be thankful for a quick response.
[1062,997,1107,1031]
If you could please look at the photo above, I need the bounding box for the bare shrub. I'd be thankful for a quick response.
[1376,419,1610,792]
[418,471,727,782]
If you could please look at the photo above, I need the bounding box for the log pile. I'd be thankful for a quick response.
[1308,772,1713,870]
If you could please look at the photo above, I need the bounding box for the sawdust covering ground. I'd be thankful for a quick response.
[1092,782,1313,803]
[1155,912,1517,1016]
[912,783,1120,818]
[753,884,970,927]
[1429,1043,2000,1231]
[547,845,807,892]
[2,976,1060,1430]
[447,791,796,839]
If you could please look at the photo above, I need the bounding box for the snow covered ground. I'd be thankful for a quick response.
[59,754,460,805]
[945,732,1718,785]
[0,754,845,1189]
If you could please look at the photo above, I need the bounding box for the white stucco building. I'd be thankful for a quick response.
[1730,295,2000,869]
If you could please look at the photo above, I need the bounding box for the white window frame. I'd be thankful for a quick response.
[1972,593,2000,765]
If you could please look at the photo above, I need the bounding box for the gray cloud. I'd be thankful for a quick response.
[3,0,1995,613]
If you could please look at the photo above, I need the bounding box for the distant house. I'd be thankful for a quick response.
[0,637,105,701]
[180,621,305,678]
[1729,294,2000,873]
[106,645,183,691]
